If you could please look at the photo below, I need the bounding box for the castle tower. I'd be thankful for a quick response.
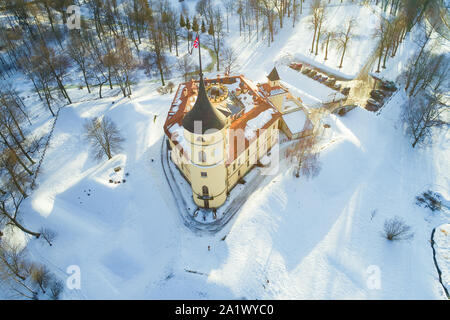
[267,67,281,88]
[266,67,288,113]
[182,76,228,209]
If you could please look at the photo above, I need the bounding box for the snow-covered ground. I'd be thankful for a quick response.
[17,84,448,299]
[225,1,383,80]
[1,0,448,300]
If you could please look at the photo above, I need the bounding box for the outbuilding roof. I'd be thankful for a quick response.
[267,67,280,81]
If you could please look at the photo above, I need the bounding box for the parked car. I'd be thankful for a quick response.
[381,80,397,91]
[334,104,358,116]
[366,98,381,111]
[310,70,317,77]
[365,104,379,112]
[370,89,385,101]
[367,98,381,107]
[302,68,311,74]
[372,89,386,96]
[290,63,303,70]
[333,83,342,91]
[325,78,336,87]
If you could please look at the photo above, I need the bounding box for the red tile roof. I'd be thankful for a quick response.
[163,75,282,164]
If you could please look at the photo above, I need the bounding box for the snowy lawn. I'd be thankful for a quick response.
[15,83,448,299]
[1,0,448,300]
[226,2,382,81]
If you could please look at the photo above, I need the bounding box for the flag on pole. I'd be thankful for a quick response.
[193,35,199,48]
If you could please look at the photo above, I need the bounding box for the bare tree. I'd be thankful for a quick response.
[314,2,327,56]
[0,242,62,299]
[334,18,356,69]
[382,216,414,241]
[67,32,93,93]
[39,227,56,246]
[260,0,275,46]
[109,36,137,97]
[223,0,234,32]
[0,150,31,197]
[308,0,323,53]
[288,130,321,179]
[30,264,51,294]
[48,279,64,300]
[0,243,38,299]
[0,190,40,238]
[222,47,239,75]
[374,17,391,73]
[176,54,195,82]
[36,43,72,104]
[402,90,447,148]
[207,8,226,72]
[148,22,170,86]
[84,116,125,160]
[322,30,335,61]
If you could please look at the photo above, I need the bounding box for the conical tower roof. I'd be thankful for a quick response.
[182,76,226,134]
[267,67,280,81]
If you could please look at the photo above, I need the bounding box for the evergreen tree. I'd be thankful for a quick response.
[180,14,185,28]
[201,20,206,33]
[192,17,199,33]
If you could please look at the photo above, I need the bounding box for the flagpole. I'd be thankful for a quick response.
[197,33,203,79]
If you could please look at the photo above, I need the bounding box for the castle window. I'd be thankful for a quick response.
[233,163,236,171]
[202,186,209,195]
[201,172,207,178]
[199,150,207,163]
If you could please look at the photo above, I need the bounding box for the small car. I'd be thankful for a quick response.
[370,90,385,101]
[367,98,381,107]
[381,81,397,91]
[334,104,358,116]
[325,79,336,87]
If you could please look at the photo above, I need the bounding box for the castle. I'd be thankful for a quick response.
[163,67,312,209]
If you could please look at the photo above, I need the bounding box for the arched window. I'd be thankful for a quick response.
[202,186,209,195]
[199,150,207,163]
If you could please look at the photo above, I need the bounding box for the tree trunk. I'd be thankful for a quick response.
[339,45,347,68]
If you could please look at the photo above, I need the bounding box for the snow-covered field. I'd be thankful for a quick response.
[17,84,448,299]
[1,0,448,300]
[225,1,382,80]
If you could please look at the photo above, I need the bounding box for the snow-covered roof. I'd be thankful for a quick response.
[164,75,282,163]
[244,109,276,140]
[282,110,307,134]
